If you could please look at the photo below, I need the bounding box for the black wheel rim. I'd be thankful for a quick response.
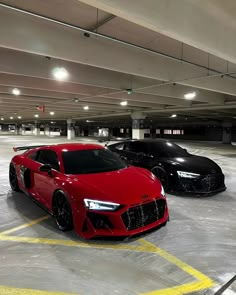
[54,194,71,229]
[9,165,17,189]
[152,167,168,189]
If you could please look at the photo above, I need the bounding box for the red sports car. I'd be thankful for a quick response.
[9,143,169,239]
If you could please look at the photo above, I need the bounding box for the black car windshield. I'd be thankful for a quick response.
[150,141,190,157]
[62,148,127,174]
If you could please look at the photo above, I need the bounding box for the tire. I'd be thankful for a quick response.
[53,191,73,231]
[9,163,20,192]
[151,166,169,191]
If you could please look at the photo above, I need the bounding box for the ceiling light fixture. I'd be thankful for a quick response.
[83,106,89,110]
[184,91,196,100]
[120,101,128,106]
[73,98,79,103]
[171,114,177,118]
[50,111,55,115]
[10,117,13,120]
[17,116,22,119]
[52,67,69,81]
[34,114,39,118]
[1,117,4,121]
[12,88,21,96]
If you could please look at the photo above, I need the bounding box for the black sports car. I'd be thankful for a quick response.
[108,139,226,194]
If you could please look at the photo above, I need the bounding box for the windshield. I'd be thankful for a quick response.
[62,148,127,174]
[150,141,190,157]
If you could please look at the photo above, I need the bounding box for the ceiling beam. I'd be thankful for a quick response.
[1,5,236,97]
[79,0,236,65]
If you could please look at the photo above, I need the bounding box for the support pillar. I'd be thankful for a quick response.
[67,119,75,140]
[15,123,21,135]
[34,121,40,136]
[222,122,232,144]
[131,111,146,139]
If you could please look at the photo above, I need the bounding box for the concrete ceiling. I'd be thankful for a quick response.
[0,0,236,124]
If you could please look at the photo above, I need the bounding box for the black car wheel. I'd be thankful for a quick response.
[151,166,169,190]
[9,163,20,192]
[53,191,73,231]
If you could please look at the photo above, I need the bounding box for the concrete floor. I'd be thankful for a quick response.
[0,135,235,295]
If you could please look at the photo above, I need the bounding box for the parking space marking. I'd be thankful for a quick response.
[0,217,215,295]
[0,285,79,295]
[139,239,214,294]
[0,216,49,235]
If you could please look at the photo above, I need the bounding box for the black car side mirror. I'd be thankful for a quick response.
[39,164,52,176]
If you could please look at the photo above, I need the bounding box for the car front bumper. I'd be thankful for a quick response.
[177,173,226,194]
[78,198,169,239]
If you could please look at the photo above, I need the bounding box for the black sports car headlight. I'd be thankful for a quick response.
[84,199,120,211]
[177,171,200,179]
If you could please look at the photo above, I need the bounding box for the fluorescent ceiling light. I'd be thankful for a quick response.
[17,116,22,119]
[83,106,89,110]
[120,101,128,106]
[12,88,20,96]
[50,111,55,115]
[1,117,4,121]
[10,117,13,119]
[184,92,196,100]
[52,67,69,81]
[171,114,177,118]
[34,114,39,118]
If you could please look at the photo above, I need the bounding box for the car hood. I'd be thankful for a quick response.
[170,155,222,175]
[71,166,162,205]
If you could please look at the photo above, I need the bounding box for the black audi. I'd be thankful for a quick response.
[108,139,226,194]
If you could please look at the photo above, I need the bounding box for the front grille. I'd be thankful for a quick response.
[180,173,225,193]
[202,174,224,191]
[122,199,166,231]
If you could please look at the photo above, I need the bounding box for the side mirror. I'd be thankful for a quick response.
[39,164,52,176]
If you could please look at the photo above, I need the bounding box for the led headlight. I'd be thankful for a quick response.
[177,171,200,178]
[161,185,165,197]
[84,199,120,211]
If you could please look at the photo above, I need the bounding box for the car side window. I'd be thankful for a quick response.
[27,151,37,160]
[36,150,60,171]
[125,142,149,154]
[114,143,125,150]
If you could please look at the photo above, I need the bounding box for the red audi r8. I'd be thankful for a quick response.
[9,143,169,239]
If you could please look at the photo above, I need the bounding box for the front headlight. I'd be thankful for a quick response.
[177,171,200,178]
[84,199,120,211]
[161,185,165,197]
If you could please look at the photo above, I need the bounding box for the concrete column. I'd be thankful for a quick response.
[67,119,75,140]
[15,123,21,135]
[34,121,40,136]
[222,122,232,144]
[44,125,50,136]
[131,111,146,139]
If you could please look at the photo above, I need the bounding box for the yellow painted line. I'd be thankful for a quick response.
[0,216,49,235]
[0,233,146,252]
[141,280,214,295]
[0,220,215,295]
[139,239,215,295]
[0,285,79,295]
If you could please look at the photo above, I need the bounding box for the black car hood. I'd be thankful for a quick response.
[169,155,222,175]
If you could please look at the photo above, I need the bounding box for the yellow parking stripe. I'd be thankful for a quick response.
[0,285,79,295]
[0,217,215,295]
[0,216,49,235]
[139,239,215,295]
[0,233,147,251]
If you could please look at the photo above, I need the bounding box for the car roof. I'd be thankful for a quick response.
[36,143,104,152]
[112,138,170,144]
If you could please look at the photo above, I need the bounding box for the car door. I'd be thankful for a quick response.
[122,141,152,168]
[33,149,61,210]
